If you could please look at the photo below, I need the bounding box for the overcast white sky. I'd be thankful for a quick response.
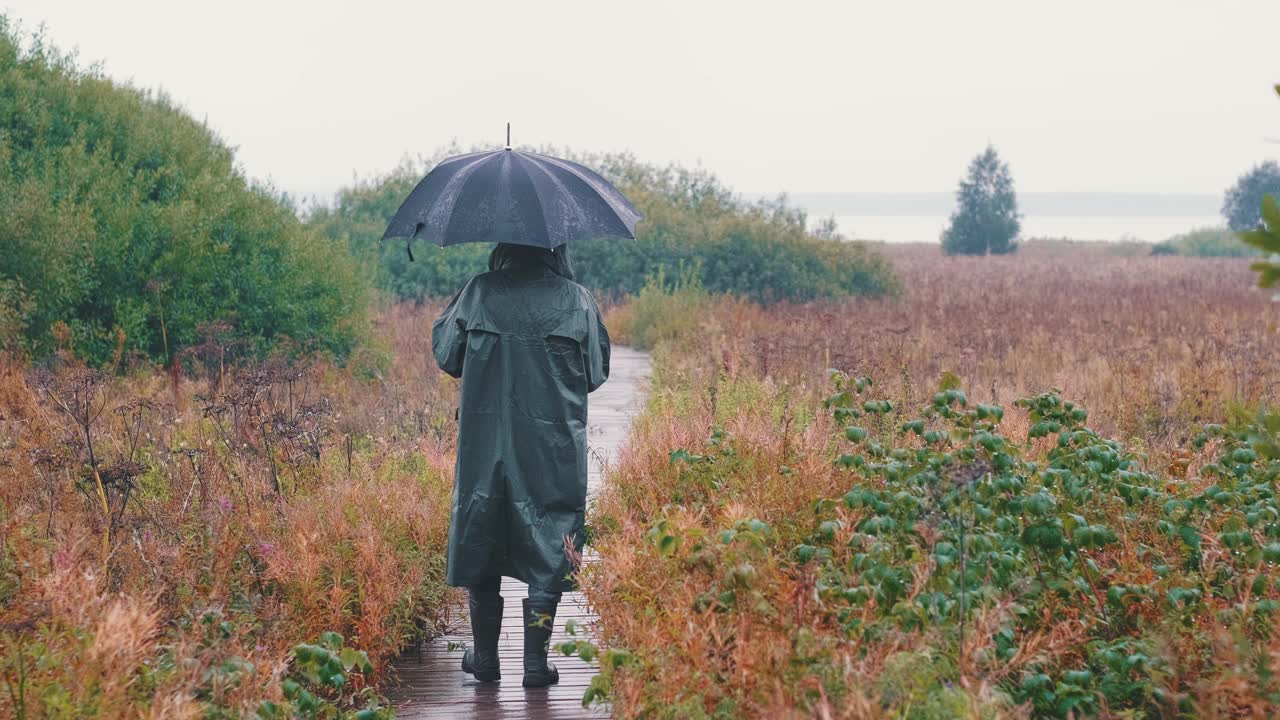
[5,0,1279,202]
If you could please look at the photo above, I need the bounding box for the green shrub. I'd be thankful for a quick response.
[613,370,1280,715]
[625,267,713,351]
[1151,226,1258,258]
[311,151,899,303]
[256,631,391,720]
[1239,194,1280,290]
[571,153,899,301]
[0,18,371,365]
[307,159,491,300]
[0,278,33,352]
[808,374,1280,717]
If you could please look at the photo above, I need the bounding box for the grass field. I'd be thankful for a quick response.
[0,306,457,718]
[584,247,1280,718]
[3,246,1279,718]
[619,243,1278,454]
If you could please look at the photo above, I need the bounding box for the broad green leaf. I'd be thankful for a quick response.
[658,533,677,556]
[817,520,840,541]
[1249,261,1280,289]
[606,648,632,668]
[1263,194,1280,232]
[1264,543,1280,563]
[339,647,363,672]
[1177,524,1201,550]
[1240,229,1280,254]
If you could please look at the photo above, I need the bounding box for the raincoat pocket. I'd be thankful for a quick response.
[546,334,585,380]
[544,310,588,380]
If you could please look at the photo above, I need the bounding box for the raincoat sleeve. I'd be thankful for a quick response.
[586,298,611,393]
[432,281,473,378]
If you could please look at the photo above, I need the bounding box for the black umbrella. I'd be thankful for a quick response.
[381,126,642,259]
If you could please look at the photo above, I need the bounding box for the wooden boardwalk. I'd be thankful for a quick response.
[387,346,650,719]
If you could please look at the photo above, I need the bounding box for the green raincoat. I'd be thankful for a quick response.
[433,245,610,592]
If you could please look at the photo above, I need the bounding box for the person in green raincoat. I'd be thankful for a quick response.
[432,242,609,688]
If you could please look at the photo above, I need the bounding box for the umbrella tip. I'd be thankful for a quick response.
[505,122,511,150]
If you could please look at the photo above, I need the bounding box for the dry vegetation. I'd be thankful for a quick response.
[632,243,1279,454]
[0,305,457,718]
[6,242,1278,719]
[585,247,1280,719]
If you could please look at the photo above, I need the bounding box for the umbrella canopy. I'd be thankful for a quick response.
[381,144,642,257]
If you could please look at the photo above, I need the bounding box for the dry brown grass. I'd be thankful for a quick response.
[664,246,1278,454]
[0,304,458,717]
[585,248,1280,719]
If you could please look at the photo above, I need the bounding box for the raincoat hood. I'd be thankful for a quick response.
[487,242,575,281]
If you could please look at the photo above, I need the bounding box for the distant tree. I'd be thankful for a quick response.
[941,146,1020,255]
[1223,160,1280,231]
[811,214,844,241]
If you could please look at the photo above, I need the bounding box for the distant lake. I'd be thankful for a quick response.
[777,192,1224,244]
[825,215,1222,244]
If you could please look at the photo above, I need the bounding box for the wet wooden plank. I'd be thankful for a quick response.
[387,347,650,719]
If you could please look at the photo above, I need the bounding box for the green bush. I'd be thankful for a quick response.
[628,372,1280,716]
[1239,194,1280,291]
[311,151,899,303]
[0,18,371,365]
[0,278,33,352]
[809,375,1280,717]
[625,267,713,351]
[307,158,491,300]
[572,153,899,301]
[1151,226,1259,258]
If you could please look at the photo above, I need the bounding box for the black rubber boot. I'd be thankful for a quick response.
[521,598,560,688]
[461,593,503,682]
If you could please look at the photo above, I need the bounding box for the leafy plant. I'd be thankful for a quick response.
[586,352,1280,716]
[255,632,391,720]
[624,266,713,351]
[553,620,630,708]
[1239,194,1280,291]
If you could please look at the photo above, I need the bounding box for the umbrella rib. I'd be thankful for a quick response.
[382,151,496,241]
[431,153,499,244]
[518,156,593,245]
[523,153,641,224]
[522,154,635,240]
[511,158,551,248]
